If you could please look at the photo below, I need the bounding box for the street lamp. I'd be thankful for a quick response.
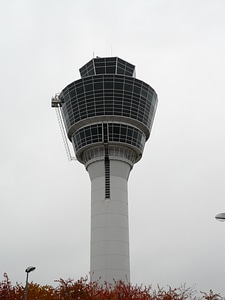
[24,266,36,300]
[215,213,225,222]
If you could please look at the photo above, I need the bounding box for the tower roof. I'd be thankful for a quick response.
[79,57,136,78]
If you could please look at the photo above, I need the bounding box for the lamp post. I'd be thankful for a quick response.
[215,213,225,222]
[24,266,36,300]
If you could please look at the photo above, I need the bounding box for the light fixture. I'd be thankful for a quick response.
[24,266,36,300]
[215,213,225,222]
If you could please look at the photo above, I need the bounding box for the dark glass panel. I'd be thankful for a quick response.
[124,83,133,92]
[114,110,121,116]
[127,128,133,138]
[120,137,126,143]
[80,111,88,118]
[96,67,105,74]
[106,66,116,73]
[96,104,104,111]
[85,127,91,137]
[105,106,113,114]
[118,61,126,68]
[133,85,141,94]
[95,94,104,101]
[91,126,97,135]
[87,67,94,73]
[92,136,99,143]
[114,106,121,113]
[94,59,105,66]
[131,102,139,109]
[114,135,119,142]
[104,92,113,98]
[115,81,123,90]
[123,110,131,117]
[113,125,120,135]
[108,124,112,136]
[85,83,93,92]
[105,101,113,107]
[97,124,102,133]
[124,70,133,76]
[67,82,75,91]
[117,67,124,74]
[94,81,103,90]
[104,81,113,89]
[87,61,94,68]
[86,98,94,106]
[133,130,138,139]
[141,88,148,98]
[96,107,104,115]
[106,58,116,65]
[76,86,84,95]
[87,111,95,117]
[103,123,108,143]
[80,131,85,139]
[120,126,127,136]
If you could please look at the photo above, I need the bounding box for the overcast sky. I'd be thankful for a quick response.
[1,0,225,296]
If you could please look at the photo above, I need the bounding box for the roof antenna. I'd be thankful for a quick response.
[111,45,113,57]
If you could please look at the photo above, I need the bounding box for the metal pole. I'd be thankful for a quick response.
[24,272,29,300]
[24,266,36,300]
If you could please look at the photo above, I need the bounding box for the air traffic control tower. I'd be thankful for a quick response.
[52,57,158,284]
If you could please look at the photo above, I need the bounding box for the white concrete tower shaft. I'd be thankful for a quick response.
[88,158,131,284]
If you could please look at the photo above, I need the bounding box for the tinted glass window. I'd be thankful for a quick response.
[96,67,105,74]
[94,82,103,90]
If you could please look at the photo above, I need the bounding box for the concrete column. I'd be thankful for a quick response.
[87,159,131,285]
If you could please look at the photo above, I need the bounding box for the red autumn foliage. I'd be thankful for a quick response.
[0,273,224,300]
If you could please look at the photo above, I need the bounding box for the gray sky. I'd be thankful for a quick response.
[1,0,225,296]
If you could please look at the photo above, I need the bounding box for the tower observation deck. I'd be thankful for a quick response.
[52,57,158,284]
